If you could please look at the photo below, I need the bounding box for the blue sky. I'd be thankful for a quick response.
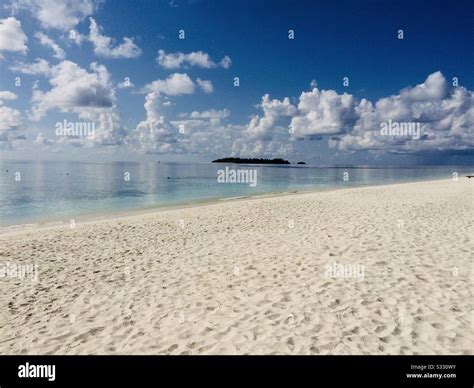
[0,0,473,165]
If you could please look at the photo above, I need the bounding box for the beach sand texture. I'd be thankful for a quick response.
[0,179,472,354]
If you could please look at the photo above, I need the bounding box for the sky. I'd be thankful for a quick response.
[0,0,473,165]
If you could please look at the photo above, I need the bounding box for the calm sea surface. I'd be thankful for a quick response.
[0,160,471,226]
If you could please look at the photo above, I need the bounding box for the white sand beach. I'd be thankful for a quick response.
[0,178,472,355]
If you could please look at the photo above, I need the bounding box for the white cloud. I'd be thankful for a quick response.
[117,79,134,89]
[0,91,18,104]
[27,59,126,146]
[132,73,219,154]
[290,88,357,137]
[9,58,52,76]
[219,56,232,69]
[188,109,230,120]
[0,104,25,150]
[142,73,209,96]
[168,111,237,156]
[30,60,115,120]
[0,17,27,54]
[237,71,473,156]
[34,132,54,145]
[172,109,230,132]
[332,71,474,153]
[10,0,100,30]
[231,136,294,159]
[182,123,237,156]
[142,73,196,96]
[69,31,86,45]
[76,107,126,146]
[158,104,294,159]
[0,106,22,132]
[196,78,213,93]
[247,94,297,139]
[0,89,24,147]
[231,95,298,158]
[157,49,231,69]
[35,32,65,59]
[131,92,234,155]
[88,17,141,59]
[131,92,179,154]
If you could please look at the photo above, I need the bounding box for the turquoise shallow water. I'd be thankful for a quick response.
[0,160,472,226]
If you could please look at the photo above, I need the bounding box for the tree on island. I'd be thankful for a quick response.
[212,157,291,165]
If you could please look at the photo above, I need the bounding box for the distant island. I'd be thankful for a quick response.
[212,157,290,165]
[296,161,306,165]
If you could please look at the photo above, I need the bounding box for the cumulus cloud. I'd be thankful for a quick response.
[247,94,297,139]
[188,109,230,121]
[0,106,22,132]
[25,59,126,146]
[142,73,196,96]
[0,91,18,103]
[210,94,300,158]
[172,109,230,133]
[157,50,231,69]
[132,94,294,157]
[9,58,52,75]
[168,110,239,156]
[131,73,220,153]
[0,104,25,149]
[76,107,126,146]
[196,78,213,93]
[10,0,100,30]
[29,60,114,120]
[130,88,233,155]
[88,18,141,59]
[240,71,473,156]
[331,71,474,154]
[0,17,27,54]
[130,90,295,158]
[35,32,65,59]
[0,89,23,147]
[248,88,357,141]
[290,88,357,137]
[131,92,179,154]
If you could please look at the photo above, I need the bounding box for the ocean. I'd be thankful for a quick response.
[0,160,471,226]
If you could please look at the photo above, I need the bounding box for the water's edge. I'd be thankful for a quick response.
[1,176,465,233]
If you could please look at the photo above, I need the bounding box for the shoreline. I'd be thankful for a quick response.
[0,175,467,233]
